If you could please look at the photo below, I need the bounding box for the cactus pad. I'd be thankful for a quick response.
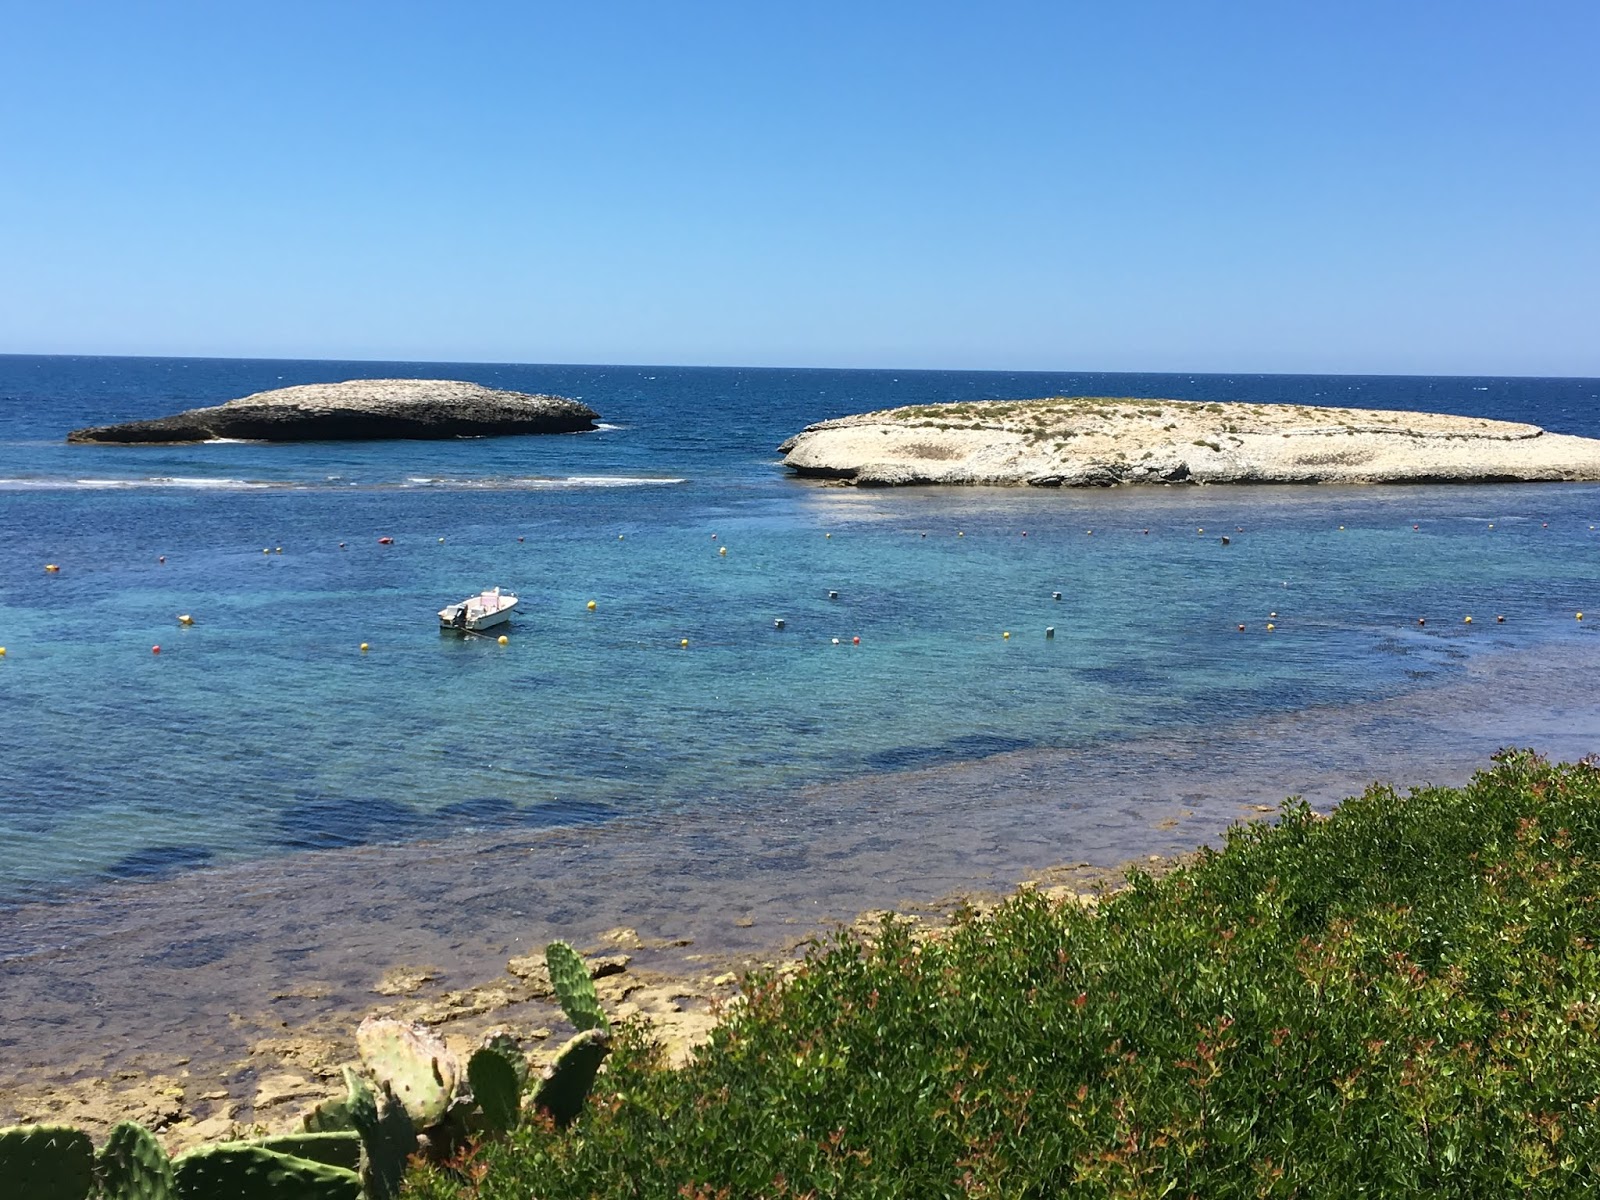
[355,1016,459,1127]
[170,1144,361,1199]
[300,1095,354,1133]
[531,1028,612,1128]
[0,1124,96,1200]
[467,1046,523,1134]
[545,940,610,1032]
[99,1121,175,1200]
[251,1131,361,1172]
[343,1066,415,1200]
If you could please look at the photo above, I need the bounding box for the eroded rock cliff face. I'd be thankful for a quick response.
[779,397,1600,486]
[67,379,599,443]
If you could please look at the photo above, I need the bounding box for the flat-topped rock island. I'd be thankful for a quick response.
[67,378,599,443]
[779,397,1600,487]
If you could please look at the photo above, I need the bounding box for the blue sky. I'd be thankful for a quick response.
[2,2,1595,374]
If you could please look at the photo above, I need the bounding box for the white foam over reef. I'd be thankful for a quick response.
[0,476,276,491]
[401,474,685,489]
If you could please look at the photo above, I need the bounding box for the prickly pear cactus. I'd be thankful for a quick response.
[343,1066,415,1200]
[467,1046,523,1134]
[546,940,610,1032]
[355,1015,460,1127]
[480,1029,531,1088]
[300,1095,354,1133]
[251,1131,361,1172]
[99,1121,175,1200]
[0,1124,96,1200]
[531,1027,612,1129]
[170,1143,361,1199]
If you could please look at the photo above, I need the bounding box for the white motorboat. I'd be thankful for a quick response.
[439,587,518,632]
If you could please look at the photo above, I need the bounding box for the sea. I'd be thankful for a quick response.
[2,355,1600,1093]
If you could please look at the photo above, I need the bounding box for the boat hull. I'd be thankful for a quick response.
[438,590,518,632]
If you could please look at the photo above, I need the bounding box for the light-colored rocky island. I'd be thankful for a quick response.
[779,397,1600,487]
[67,378,599,443]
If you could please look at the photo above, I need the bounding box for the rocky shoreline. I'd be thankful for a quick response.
[66,379,599,443]
[0,857,1163,1152]
[779,397,1600,486]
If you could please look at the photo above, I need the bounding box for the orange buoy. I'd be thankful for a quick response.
[852,636,860,645]
[151,645,161,654]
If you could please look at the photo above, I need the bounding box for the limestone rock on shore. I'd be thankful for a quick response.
[67,379,599,443]
[779,397,1600,487]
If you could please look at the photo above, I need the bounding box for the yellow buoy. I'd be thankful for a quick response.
[957,531,964,537]
[360,642,369,652]
[719,546,727,556]
[0,647,7,657]
[825,533,831,539]
[275,547,283,554]
[1266,623,1276,631]
[178,614,194,626]
[680,638,689,648]
[587,600,597,611]
[497,634,508,645]
[1464,616,1473,624]
[45,563,60,572]
[263,548,270,555]
[1002,631,1011,639]
[1579,612,1586,621]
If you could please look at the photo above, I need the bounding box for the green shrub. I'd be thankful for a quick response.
[411,752,1600,1198]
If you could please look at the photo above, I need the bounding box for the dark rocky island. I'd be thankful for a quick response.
[66,379,600,443]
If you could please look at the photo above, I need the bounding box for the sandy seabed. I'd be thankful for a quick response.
[4,637,1599,1145]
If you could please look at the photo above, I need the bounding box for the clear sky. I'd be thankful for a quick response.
[2,2,1595,374]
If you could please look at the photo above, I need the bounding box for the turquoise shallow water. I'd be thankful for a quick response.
[2,358,1599,908]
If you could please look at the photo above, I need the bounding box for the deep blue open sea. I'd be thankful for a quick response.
[3,356,1600,912]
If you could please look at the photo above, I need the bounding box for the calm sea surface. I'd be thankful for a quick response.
[3,356,1600,912]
